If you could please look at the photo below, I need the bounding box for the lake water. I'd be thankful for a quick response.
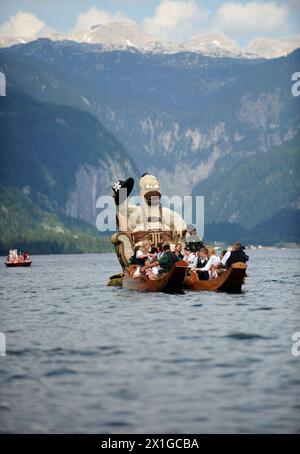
[0,249,299,434]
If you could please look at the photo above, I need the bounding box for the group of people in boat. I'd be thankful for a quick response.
[128,224,249,281]
[6,250,30,264]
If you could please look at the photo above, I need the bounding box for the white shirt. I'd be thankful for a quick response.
[196,255,220,271]
[192,255,208,269]
[136,250,144,259]
[133,266,141,277]
[221,251,231,266]
[151,266,159,275]
[210,255,221,267]
[184,253,196,266]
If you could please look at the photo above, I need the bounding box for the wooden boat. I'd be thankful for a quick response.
[5,260,32,268]
[122,261,188,293]
[5,249,32,267]
[184,262,247,293]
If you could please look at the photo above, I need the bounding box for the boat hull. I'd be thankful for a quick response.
[5,261,32,267]
[184,262,247,293]
[122,261,188,293]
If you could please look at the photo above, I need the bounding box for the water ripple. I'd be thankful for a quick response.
[0,250,299,434]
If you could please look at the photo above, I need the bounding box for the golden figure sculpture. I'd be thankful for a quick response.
[111,173,186,270]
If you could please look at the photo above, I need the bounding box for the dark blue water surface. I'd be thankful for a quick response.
[0,249,299,434]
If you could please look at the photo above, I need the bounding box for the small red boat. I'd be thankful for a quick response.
[5,250,32,267]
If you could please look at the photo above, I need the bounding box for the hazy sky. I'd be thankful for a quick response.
[0,0,299,45]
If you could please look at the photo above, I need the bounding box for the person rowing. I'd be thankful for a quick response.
[192,247,220,280]
[175,243,184,259]
[142,259,159,280]
[220,242,249,269]
[141,243,180,278]
[183,246,196,266]
[129,245,149,278]
[192,247,209,280]
[128,245,148,266]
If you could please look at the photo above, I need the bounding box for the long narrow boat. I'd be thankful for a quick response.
[184,262,247,293]
[122,261,188,293]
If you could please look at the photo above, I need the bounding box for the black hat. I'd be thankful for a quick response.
[112,177,134,205]
[184,246,191,251]
[232,242,245,251]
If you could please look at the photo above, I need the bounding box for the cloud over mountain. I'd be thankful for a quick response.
[71,6,134,33]
[0,11,45,38]
[142,0,209,43]
[214,1,289,34]
[0,2,299,58]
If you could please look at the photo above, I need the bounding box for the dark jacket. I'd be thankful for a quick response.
[196,257,208,269]
[128,254,146,266]
[158,251,179,273]
[186,235,204,253]
[226,250,249,269]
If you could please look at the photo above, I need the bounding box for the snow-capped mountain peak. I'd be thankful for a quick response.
[0,36,28,47]
[0,30,66,48]
[71,21,183,54]
[246,36,300,59]
[185,32,241,57]
[0,21,299,59]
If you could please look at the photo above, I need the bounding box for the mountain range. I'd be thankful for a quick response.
[0,33,299,248]
[194,133,300,229]
[0,87,137,226]
[0,186,114,255]
[0,21,300,59]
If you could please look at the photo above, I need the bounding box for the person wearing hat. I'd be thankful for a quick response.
[220,242,249,269]
[185,224,204,253]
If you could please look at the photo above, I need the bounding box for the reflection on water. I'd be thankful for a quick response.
[0,249,299,434]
